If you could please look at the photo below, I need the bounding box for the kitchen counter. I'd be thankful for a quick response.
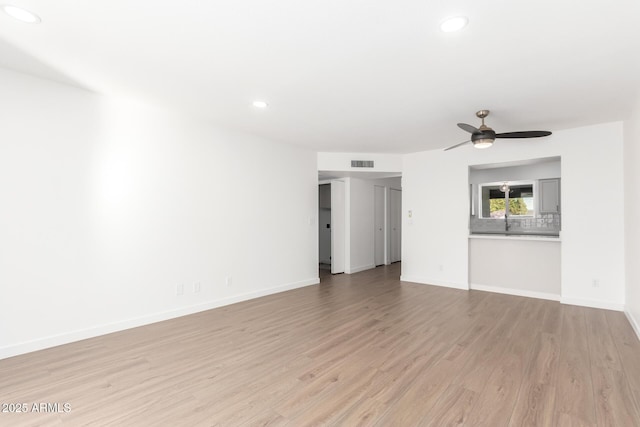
[469,233,561,242]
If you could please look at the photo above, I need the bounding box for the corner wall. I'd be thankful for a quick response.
[0,68,319,359]
[624,99,640,337]
[402,122,626,309]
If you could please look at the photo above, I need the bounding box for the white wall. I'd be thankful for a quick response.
[468,159,561,184]
[469,238,561,299]
[0,68,319,359]
[624,99,640,336]
[560,124,625,310]
[402,122,626,309]
[401,148,471,289]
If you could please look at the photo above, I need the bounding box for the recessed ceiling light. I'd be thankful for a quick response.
[440,16,468,33]
[2,5,41,23]
[252,100,268,109]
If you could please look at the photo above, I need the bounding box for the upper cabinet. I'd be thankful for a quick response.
[539,178,561,213]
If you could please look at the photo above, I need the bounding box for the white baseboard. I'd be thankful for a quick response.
[347,264,375,274]
[624,309,640,341]
[0,277,320,360]
[560,296,624,311]
[470,283,560,302]
[400,275,469,290]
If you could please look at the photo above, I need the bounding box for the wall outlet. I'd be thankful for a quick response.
[194,281,201,293]
[438,264,444,272]
[176,283,184,296]
[592,279,600,288]
[226,276,232,287]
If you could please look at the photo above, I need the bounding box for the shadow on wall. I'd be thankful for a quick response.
[0,35,95,92]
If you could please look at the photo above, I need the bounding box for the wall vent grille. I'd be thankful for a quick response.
[351,160,374,168]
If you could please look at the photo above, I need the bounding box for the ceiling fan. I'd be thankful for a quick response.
[444,110,552,151]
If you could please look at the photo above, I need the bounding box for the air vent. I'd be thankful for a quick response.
[351,160,374,168]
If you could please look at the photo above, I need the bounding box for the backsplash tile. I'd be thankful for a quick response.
[470,213,561,236]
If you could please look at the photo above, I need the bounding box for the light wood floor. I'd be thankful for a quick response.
[2,263,640,426]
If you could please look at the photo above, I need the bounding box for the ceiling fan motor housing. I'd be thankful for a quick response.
[471,129,496,142]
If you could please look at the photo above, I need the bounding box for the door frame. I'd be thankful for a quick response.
[389,187,402,263]
[374,185,385,266]
[330,180,346,274]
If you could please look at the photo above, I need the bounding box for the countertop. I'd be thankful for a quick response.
[469,233,561,242]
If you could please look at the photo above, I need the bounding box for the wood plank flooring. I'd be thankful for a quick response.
[1,263,639,426]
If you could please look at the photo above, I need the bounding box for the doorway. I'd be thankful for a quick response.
[317,173,401,277]
[318,181,346,274]
[318,184,331,271]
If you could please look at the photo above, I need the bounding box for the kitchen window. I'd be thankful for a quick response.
[469,157,561,236]
[479,181,535,219]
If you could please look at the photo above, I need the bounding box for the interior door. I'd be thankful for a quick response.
[390,188,402,263]
[330,180,346,274]
[374,185,385,266]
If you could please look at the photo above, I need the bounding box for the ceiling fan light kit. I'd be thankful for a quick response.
[472,139,494,149]
[444,110,552,151]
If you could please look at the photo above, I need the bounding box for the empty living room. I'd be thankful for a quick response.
[1,1,640,425]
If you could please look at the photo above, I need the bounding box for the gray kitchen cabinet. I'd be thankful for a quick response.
[539,178,560,213]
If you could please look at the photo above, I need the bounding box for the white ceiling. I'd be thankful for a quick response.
[1,0,639,153]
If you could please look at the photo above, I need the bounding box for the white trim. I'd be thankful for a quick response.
[470,283,560,301]
[400,275,469,290]
[347,264,375,274]
[0,277,320,360]
[624,309,640,341]
[560,296,624,311]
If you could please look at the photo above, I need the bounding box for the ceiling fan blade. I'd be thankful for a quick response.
[444,140,471,151]
[495,130,552,138]
[457,123,478,134]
